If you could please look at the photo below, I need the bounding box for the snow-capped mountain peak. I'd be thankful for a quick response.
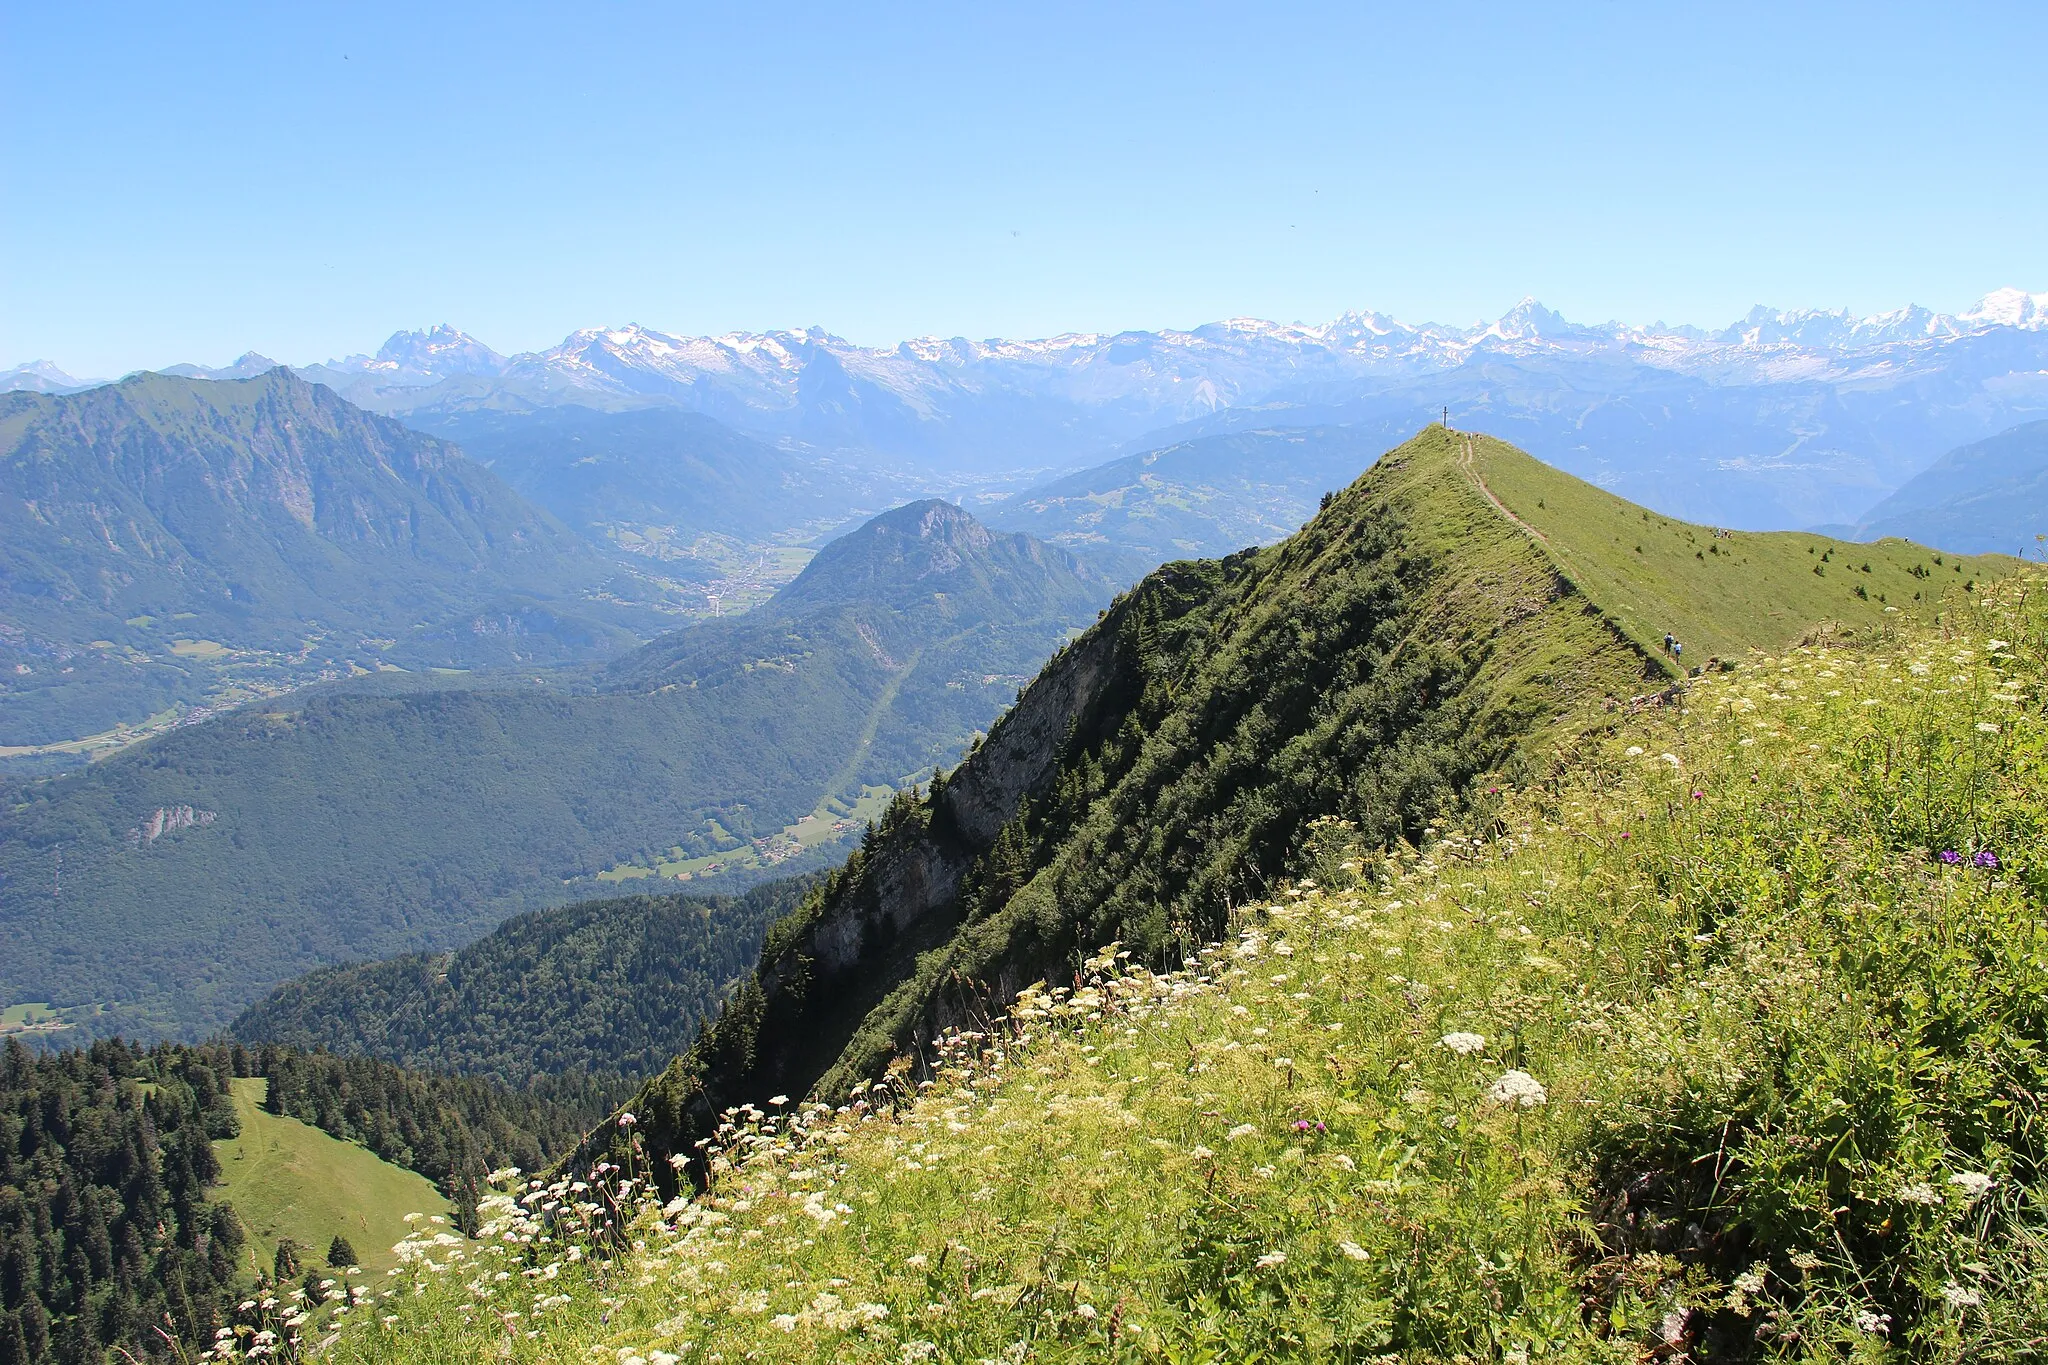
[1,360,103,393]
[369,324,505,378]
[1961,287,2048,330]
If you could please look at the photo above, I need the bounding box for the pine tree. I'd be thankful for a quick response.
[326,1235,357,1268]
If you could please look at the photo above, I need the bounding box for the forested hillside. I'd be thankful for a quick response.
[584,426,2017,1183]
[231,877,819,1088]
[0,1037,602,1364]
[0,503,1111,1040]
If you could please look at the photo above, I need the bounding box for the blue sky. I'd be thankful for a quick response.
[5,1,2044,375]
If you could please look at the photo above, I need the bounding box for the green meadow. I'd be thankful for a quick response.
[210,1077,450,1280]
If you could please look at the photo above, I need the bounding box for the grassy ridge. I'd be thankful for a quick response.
[314,578,2048,1362]
[211,1078,449,1280]
[599,427,2019,1185]
[1469,433,2012,664]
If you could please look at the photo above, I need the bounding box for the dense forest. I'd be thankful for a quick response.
[0,1038,604,1364]
[234,877,818,1087]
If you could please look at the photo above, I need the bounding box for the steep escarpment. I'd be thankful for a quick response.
[594,425,1680,1180]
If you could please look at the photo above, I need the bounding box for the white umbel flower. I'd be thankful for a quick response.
[1486,1070,1548,1108]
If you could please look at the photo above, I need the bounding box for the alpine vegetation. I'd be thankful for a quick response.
[292,578,2048,1362]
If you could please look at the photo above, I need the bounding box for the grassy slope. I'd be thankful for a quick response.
[211,1077,449,1279]
[1468,432,2014,665]
[325,579,2048,1363]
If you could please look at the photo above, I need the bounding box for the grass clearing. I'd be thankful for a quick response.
[320,579,2048,1363]
[211,1077,449,1280]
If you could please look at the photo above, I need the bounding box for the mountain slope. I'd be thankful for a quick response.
[590,425,2016,1179]
[0,504,1111,1040]
[230,876,819,1089]
[334,579,2048,1361]
[0,370,653,746]
[1849,418,2048,554]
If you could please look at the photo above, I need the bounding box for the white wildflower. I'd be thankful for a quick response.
[1941,1283,1982,1309]
[1978,722,2001,733]
[1439,1031,1485,1056]
[1486,1069,1548,1109]
[1897,1181,1943,1206]
[1854,1308,1891,1337]
[1949,1171,1995,1200]
[1254,1251,1287,1269]
[1338,1240,1369,1261]
[1732,1263,1767,1295]
[1226,1124,1258,1141]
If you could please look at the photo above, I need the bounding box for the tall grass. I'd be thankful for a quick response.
[268,583,2045,1363]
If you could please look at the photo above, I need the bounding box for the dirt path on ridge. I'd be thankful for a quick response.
[1455,433,1550,546]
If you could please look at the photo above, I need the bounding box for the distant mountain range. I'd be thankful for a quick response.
[11,288,2044,527]
[0,498,1112,1040]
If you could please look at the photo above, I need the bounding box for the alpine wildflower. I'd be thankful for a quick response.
[1439,1031,1486,1056]
[1485,1070,1548,1109]
[1949,1171,1995,1201]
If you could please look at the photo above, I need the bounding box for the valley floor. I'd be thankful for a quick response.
[269,582,2046,1361]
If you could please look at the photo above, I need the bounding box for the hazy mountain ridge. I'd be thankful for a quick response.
[1846,418,2048,554]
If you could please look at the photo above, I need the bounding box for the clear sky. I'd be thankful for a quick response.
[5,1,2044,376]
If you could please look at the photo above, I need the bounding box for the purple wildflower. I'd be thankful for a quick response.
[1939,850,1963,865]
[1973,850,2000,869]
